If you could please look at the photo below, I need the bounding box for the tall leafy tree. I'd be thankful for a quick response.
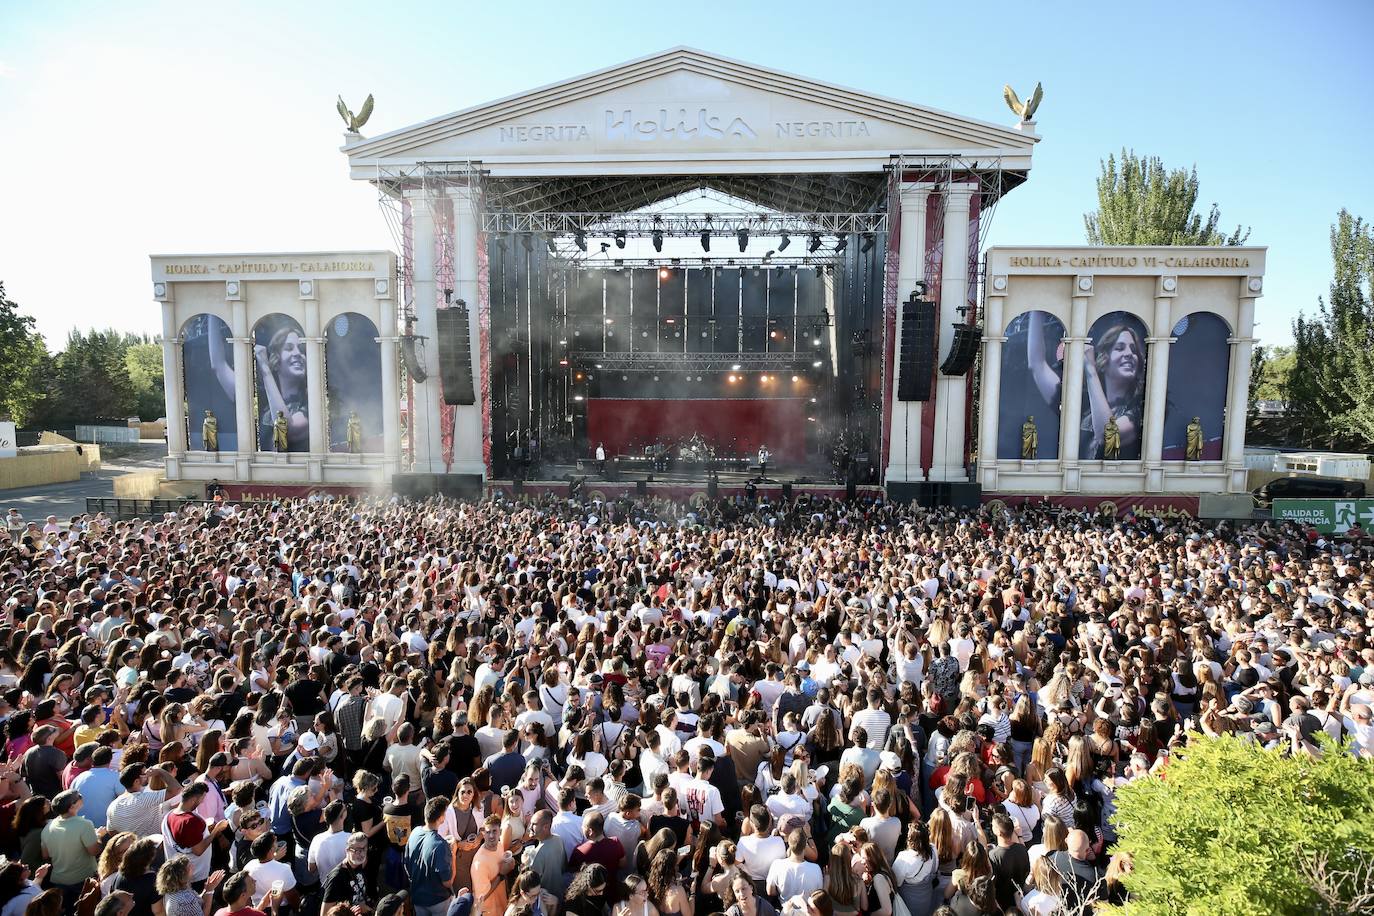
[124,341,166,421]
[1084,149,1249,246]
[0,283,49,425]
[44,329,138,426]
[1287,210,1374,449]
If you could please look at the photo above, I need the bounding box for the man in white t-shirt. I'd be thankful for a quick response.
[307,800,351,880]
[244,832,298,908]
[680,754,725,829]
[766,829,822,903]
[736,807,786,883]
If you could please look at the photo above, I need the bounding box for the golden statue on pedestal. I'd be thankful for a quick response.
[272,411,289,452]
[201,409,218,452]
[346,411,363,454]
[1104,415,1121,460]
[1021,416,1038,460]
[1186,417,1204,460]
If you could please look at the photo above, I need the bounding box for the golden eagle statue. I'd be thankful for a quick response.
[337,94,375,133]
[1002,83,1043,122]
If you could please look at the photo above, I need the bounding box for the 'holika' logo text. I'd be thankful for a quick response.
[605,108,757,142]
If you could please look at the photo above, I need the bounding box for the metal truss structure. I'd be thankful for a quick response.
[569,351,820,371]
[482,211,887,235]
[523,255,842,271]
[483,173,888,215]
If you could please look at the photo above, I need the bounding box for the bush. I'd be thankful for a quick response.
[1110,734,1374,915]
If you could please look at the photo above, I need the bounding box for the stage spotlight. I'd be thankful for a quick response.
[812,360,823,367]
[614,230,627,249]
[836,236,848,253]
[760,374,770,383]
[652,229,663,252]
[778,233,791,251]
[861,232,875,253]
[813,338,822,346]
[574,229,587,252]
[737,228,749,252]
[573,395,584,401]
[731,364,741,371]
[791,375,800,383]
[599,242,611,254]
[808,234,822,253]
[728,374,738,383]
[700,230,711,252]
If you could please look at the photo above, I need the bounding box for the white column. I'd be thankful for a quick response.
[406,190,444,474]
[378,294,402,475]
[302,301,327,481]
[886,182,931,483]
[977,292,1005,489]
[1059,283,1091,492]
[1142,289,1176,491]
[230,301,255,479]
[159,301,187,477]
[447,185,486,478]
[929,185,974,482]
[1225,285,1259,491]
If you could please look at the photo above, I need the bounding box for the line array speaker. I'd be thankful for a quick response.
[897,299,937,401]
[437,306,476,405]
[940,323,982,376]
[400,336,427,383]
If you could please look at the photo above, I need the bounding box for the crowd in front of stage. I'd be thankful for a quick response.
[0,491,1370,916]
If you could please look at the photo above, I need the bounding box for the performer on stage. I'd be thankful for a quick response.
[595,442,606,475]
[757,444,771,480]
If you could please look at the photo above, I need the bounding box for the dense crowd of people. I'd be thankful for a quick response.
[0,490,1370,916]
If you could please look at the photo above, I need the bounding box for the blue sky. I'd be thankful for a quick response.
[1,0,1371,349]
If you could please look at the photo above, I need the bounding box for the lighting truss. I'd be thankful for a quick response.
[568,256,840,269]
[482,211,887,236]
[571,352,817,371]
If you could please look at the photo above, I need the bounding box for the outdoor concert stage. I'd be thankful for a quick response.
[153,49,1267,511]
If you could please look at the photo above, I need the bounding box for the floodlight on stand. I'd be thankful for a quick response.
[808,234,822,253]
[614,230,627,249]
[736,228,749,252]
[778,233,791,251]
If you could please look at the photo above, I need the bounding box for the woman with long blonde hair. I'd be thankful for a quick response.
[927,807,962,898]
[1064,735,1094,789]
[1028,813,1068,871]
[1021,854,1064,915]
[824,841,863,916]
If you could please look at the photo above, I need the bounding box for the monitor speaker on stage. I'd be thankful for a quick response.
[897,298,937,401]
[940,324,982,376]
[437,305,476,405]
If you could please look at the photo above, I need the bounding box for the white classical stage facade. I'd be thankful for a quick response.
[153,48,1264,506]
[153,252,400,487]
[979,247,1265,499]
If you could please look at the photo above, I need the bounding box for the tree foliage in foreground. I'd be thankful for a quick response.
[1084,149,1249,246]
[1110,734,1374,915]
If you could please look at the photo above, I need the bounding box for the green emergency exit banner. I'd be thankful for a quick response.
[1272,499,1374,533]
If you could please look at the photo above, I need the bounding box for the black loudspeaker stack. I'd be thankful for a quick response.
[781,482,793,501]
[897,298,937,401]
[885,480,982,507]
[436,306,476,405]
[940,323,982,376]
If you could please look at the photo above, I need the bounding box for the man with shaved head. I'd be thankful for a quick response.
[1050,828,1106,908]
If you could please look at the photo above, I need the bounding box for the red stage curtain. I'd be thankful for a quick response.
[586,398,807,461]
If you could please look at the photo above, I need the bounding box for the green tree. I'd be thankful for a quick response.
[1254,344,1295,402]
[124,341,165,420]
[1084,149,1250,246]
[1111,735,1374,915]
[0,282,50,425]
[44,329,138,425]
[1286,210,1374,449]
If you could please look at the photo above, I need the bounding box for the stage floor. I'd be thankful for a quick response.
[491,459,880,502]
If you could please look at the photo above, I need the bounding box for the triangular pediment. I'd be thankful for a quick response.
[345,48,1036,174]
